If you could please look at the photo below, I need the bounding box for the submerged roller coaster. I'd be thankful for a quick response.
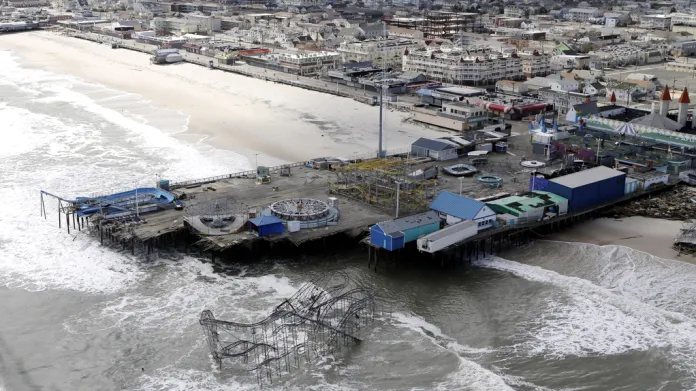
[199,272,376,386]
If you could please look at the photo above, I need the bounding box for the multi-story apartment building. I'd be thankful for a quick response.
[152,15,221,34]
[504,6,525,18]
[537,88,596,115]
[3,0,48,7]
[282,0,321,7]
[159,2,223,14]
[566,8,602,22]
[517,50,551,78]
[671,12,696,27]
[641,14,671,30]
[402,48,523,85]
[337,38,424,69]
[387,25,424,39]
[268,51,340,75]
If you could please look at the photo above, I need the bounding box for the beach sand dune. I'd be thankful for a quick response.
[0,31,445,165]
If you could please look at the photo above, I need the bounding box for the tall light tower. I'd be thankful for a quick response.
[377,21,386,158]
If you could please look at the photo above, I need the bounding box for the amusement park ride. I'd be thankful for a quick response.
[199,272,377,386]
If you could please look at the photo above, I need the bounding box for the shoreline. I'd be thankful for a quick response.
[0,30,444,167]
[548,216,695,263]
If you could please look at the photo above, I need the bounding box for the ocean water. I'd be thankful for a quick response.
[2,50,696,391]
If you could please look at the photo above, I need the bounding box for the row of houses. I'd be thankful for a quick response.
[370,165,668,253]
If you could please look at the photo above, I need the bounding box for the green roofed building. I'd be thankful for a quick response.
[486,191,568,223]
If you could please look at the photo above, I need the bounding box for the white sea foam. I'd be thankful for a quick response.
[391,312,513,391]
[540,240,696,319]
[92,259,300,333]
[135,367,256,391]
[475,256,696,380]
[0,51,251,293]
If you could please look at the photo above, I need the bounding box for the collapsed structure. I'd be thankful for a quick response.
[199,272,376,386]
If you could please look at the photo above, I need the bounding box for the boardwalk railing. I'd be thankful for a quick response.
[169,148,411,190]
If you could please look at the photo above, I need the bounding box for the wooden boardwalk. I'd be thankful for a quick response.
[124,165,393,251]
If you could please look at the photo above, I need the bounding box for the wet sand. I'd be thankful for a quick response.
[550,216,695,262]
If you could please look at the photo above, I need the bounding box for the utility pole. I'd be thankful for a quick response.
[395,182,401,218]
[377,21,386,158]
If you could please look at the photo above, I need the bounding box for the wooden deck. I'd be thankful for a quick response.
[128,165,392,250]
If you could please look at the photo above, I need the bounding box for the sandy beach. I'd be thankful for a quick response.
[0,31,445,166]
[549,216,695,262]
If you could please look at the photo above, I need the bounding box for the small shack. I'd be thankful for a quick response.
[410,138,459,161]
[429,191,496,229]
[249,216,285,237]
[369,211,441,251]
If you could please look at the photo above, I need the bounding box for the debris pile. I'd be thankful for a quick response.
[602,185,696,220]
[674,220,696,255]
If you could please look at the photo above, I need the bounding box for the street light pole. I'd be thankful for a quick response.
[395,181,401,218]
[254,153,259,172]
[134,182,139,218]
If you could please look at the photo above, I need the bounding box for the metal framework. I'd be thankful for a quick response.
[199,272,376,386]
[675,220,696,255]
[328,159,438,214]
[269,198,330,221]
[182,196,249,236]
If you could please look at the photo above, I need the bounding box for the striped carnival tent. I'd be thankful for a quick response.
[614,122,637,136]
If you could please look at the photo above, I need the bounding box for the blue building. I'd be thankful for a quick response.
[249,216,285,237]
[429,191,497,230]
[545,166,626,212]
[370,211,441,251]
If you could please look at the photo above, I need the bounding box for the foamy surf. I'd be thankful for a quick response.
[475,256,696,382]
[391,312,513,391]
[0,51,251,293]
[538,240,696,319]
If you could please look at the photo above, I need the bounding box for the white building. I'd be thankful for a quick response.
[387,25,424,39]
[337,38,423,69]
[402,48,523,85]
[504,6,525,18]
[538,88,596,115]
[269,51,340,76]
[670,12,696,27]
[566,8,602,22]
[549,79,579,92]
[518,50,551,78]
[641,14,671,30]
[604,12,630,27]
[132,1,163,16]
[3,0,47,7]
[282,0,321,7]
[152,15,221,34]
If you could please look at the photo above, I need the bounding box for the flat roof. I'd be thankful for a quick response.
[550,166,625,189]
[436,86,485,96]
[628,170,669,180]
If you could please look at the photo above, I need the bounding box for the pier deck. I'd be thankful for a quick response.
[48,128,541,254]
[130,164,396,250]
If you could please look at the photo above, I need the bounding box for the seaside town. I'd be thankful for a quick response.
[6,0,696,385]
[5,0,696,260]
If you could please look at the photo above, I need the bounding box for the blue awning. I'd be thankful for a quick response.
[249,216,284,226]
